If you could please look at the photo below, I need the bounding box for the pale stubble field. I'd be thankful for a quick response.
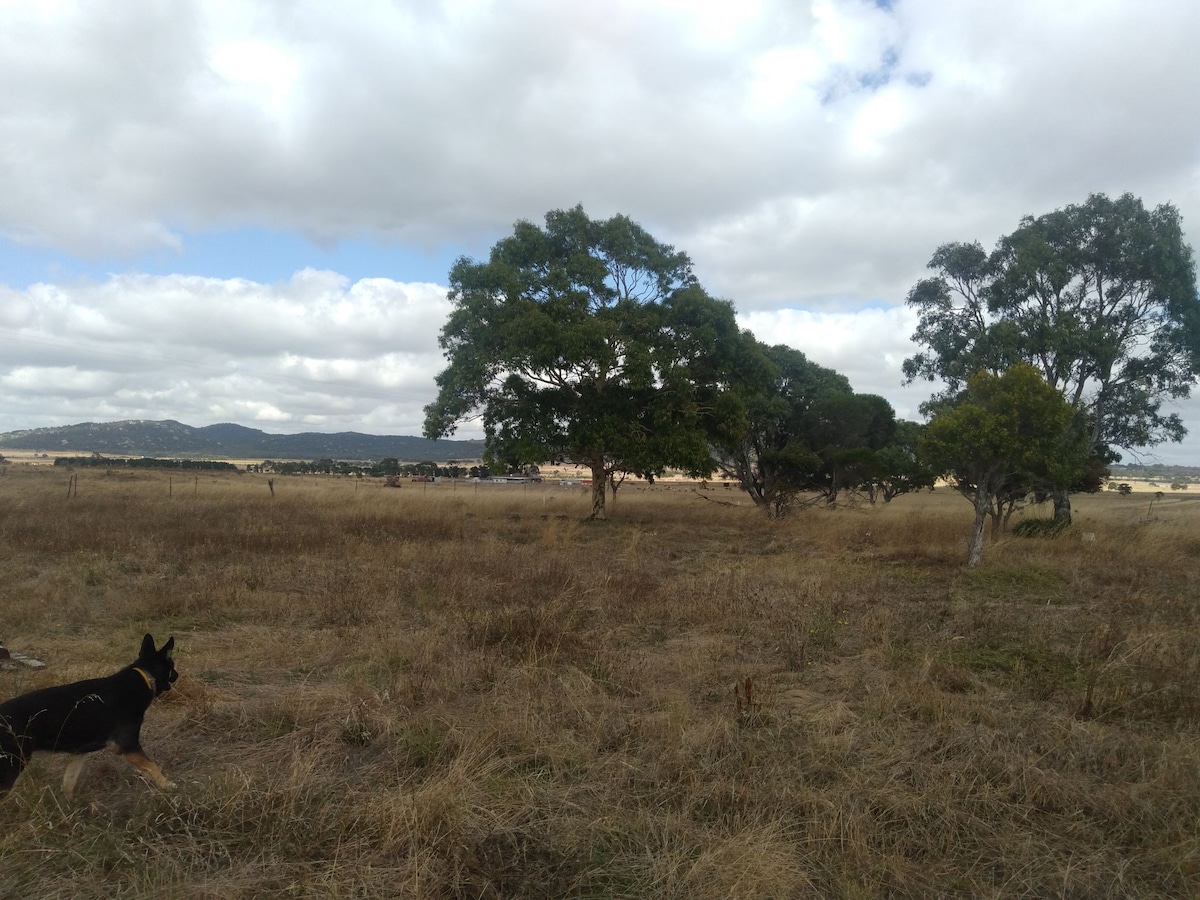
[1,465,1198,898]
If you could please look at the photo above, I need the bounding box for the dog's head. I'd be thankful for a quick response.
[137,633,179,695]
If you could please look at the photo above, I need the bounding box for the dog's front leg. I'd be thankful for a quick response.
[62,756,86,797]
[120,751,176,790]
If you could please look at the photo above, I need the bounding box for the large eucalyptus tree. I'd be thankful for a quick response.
[904,193,1199,521]
[423,205,742,520]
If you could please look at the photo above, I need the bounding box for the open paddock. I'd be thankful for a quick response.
[1,465,1198,898]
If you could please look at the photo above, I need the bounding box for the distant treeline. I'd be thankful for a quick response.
[1110,464,1200,480]
[54,456,239,471]
[252,458,483,478]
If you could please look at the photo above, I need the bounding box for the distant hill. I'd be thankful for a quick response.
[0,420,485,462]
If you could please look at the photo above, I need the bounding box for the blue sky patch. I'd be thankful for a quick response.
[0,228,465,289]
[859,47,899,91]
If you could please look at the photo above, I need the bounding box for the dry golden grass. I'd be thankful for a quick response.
[1,466,1198,898]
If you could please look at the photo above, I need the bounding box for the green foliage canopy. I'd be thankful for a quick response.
[904,192,1200,457]
[805,392,897,503]
[873,419,937,502]
[714,339,898,514]
[714,340,849,516]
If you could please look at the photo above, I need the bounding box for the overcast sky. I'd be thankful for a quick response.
[2,0,1199,464]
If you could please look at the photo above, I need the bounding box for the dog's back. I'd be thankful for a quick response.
[0,670,156,757]
[0,634,178,797]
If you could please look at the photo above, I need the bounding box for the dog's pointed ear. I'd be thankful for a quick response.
[140,633,156,657]
[161,637,175,655]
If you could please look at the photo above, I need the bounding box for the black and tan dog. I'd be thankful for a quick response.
[0,634,178,797]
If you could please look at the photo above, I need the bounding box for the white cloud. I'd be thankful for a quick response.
[0,272,452,435]
[9,0,1193,291]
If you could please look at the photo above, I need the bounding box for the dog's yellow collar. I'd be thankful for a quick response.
[132,667,156,692]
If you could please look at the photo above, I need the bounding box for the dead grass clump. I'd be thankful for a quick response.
[458,599,584,664]
[1075,622,1200,724]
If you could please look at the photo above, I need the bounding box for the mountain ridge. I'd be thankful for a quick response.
[0,420,485,462]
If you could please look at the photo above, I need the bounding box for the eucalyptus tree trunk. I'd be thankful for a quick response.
[966,484,989,569]
[589,458,607,520]
[1052,488,1072,524]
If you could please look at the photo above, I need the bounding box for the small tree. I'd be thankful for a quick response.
[873,420,937,502]
[803,393,896,505]
[713,339,854,517]
[919,365,1089,568]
